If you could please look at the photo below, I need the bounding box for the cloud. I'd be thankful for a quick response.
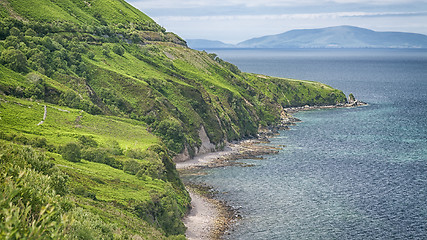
[129,0,426,9]
[155,11,427,22]
[127,0,427,42]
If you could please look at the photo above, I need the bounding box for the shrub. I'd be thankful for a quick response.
[68,207,115,240]
[81,148,122,169]
[108,140,122,155]
[87,51,95,59]
[112,45,124,56]
[62,143,81,162]
[24,28,37,37]
[101,46,110,57]
[0,48,28,72]
[154,119,184,154]
[78,135,98,148]
[0,169,68,239]
[136,161,165,180]
[124,149,145,160]
[123,159,141,175]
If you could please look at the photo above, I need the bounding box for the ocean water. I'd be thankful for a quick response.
[186,49,427,239]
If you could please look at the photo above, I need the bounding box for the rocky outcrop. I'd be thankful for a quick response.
[174,125,217,162]
[196,125,216,155]
[173,145,191,163]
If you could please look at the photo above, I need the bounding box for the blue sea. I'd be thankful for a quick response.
[187,49,427,239]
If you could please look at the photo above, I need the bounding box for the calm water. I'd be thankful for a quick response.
[187,49,427,239]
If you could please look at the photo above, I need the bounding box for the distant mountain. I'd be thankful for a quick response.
[186,39,235,49]
[237,26,427,48]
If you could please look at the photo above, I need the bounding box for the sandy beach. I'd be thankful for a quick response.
[177,149,232,240]
[177,140,281,239]
[183,188,219,240]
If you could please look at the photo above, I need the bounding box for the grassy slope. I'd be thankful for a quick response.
[6,0,155,25]
[0,94,188,238]
[0,0,347,238]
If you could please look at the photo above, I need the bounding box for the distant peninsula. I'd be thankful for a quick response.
[187,26,427,49]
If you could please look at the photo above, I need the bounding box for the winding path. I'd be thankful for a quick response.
[37,105,47,125]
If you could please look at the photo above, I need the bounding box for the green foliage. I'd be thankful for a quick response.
[0,0,349,238]
[112,45,124,56]
[61,143,81,162]
[67,207,115,240]
[133,193,186,236]
[0,143,69,239]
[123,159,141,175]
[0,172,68,239]
[78,135,98,148]
[0,142,139,240]
[81,148,122,169]
[154,119,185,154]
[0,48,28,72]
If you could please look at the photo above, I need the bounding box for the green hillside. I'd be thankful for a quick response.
[0,0,348,239]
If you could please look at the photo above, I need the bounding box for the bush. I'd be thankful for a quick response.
[81,148,122,169]
[124,149,145,160]
[154,119,184,154]
[0,48,28,72]
[62,143,81,162]
[136,161,165,180]
[112,45,124,56]
[78,135,98,148]
[0,143,68,195]
[108,140,122,155]
[123,159,141,175]
[68,207,115,240]
[0,169,68,239]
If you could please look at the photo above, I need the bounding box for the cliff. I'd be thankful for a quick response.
[0,0,347,238]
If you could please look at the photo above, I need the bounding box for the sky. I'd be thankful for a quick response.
[127,0,427,44]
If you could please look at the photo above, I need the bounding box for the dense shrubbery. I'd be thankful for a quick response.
[123,149,166,180]
[61,143,81,162]
[0,132,56,152]
[0,142,120,239]
[0,141,188,239]
[0,48,28,72]
[153,119,185,154]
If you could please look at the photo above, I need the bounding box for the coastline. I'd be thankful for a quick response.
[183,188,219,240]
[177,140,279,240]
[178,102,368,239]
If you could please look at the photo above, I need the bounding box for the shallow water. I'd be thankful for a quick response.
[185,49,427,239]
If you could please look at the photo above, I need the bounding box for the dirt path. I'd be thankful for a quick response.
[37,105,47,125]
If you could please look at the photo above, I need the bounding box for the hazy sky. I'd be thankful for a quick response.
[128,0,427,43]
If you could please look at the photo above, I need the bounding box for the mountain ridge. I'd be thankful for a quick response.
[188,26,427,49]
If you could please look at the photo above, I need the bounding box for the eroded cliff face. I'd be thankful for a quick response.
[0,0,350,239]
[174,125,217,162]
[196,125,217,155]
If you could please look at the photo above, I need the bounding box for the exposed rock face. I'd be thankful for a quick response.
[196,125,216,155]
[173,145,191,163]
[174,125,216,162]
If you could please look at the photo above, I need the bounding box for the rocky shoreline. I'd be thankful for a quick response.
[177,139,282,240]
[178,101,368,239]
[259,101,368,138]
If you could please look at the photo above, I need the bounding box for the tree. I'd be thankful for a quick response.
[0,48,28,72]
[9,27,21,37]
[24,28,37,37]
[62,143,81,162]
